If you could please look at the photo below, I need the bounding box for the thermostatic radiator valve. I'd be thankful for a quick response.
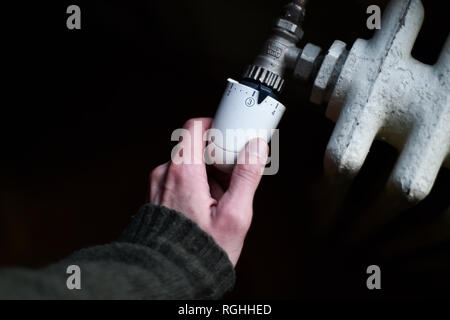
[208,0,322,172]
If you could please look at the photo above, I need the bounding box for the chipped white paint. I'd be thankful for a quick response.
[323,0,449,202]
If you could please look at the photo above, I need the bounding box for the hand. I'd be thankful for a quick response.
[149,118,268,266]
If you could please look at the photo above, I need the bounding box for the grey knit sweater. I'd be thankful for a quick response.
[0,204,236,299]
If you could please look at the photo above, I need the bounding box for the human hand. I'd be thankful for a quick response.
[149,118,268,266]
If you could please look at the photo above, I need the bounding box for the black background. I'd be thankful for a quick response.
[1,0,449,299]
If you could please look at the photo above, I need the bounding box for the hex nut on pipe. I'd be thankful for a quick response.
[275,18,304,40]
[294,43,322,82]
[311,40,347,105]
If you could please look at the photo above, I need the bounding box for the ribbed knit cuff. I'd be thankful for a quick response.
[119,204,235,299]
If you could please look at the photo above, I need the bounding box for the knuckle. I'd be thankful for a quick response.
[167,162,184,180]
[183,118,204,130]
[218,207,251,234]
[235,164,261,184]
[183,118,197,130]
[230,214,251,234]
[182,117,212,131]
[149,164,166,181]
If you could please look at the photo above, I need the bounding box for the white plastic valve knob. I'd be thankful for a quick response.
[206,79,286,172]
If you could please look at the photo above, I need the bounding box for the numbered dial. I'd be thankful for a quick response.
[207,79,286,171]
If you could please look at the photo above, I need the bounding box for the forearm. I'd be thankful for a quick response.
[0,205,235,299]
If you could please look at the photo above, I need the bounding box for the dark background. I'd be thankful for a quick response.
[1,0,449,298]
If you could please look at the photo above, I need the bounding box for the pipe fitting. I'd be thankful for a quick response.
[293,43,323,82]
[242,1,308,93]
[311,40,348,105]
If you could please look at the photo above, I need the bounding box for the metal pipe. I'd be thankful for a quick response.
[242,1,319,93]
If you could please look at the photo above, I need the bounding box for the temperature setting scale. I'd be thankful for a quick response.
[207,79,286,172]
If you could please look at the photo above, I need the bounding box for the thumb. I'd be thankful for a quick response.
[226,138,269,204]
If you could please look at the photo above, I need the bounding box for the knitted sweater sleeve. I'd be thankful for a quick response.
[0,204,235,299]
